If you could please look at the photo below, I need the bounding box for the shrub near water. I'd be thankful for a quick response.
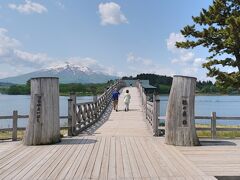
[196,124,240,138]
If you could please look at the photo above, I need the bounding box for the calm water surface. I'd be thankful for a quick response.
[160,95,240,125]
[1,94,240,128]
[0,94,93,128]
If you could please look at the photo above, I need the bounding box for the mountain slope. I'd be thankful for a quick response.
[0,64,118,84]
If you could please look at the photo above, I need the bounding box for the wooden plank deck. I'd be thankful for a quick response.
[177,139,240,177]
[0,87,219,179]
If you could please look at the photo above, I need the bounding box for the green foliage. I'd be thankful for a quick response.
[196,80,219,93]
[7,84,30,95]
[123,73,172,94]
[0,82,110,96]
[176,0,240,89]
[59,83,109,96]
[158,84,171,94]
[122,73,219,94]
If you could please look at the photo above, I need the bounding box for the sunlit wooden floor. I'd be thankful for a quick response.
[0,87,219,179]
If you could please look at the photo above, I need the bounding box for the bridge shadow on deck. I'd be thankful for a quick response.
[59,138,97,145]
[200,139,237,146]
[81,104,113,135]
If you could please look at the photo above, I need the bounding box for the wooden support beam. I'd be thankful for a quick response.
[211,112,217,139]
[12,110,18,141]
[153,95,160,136]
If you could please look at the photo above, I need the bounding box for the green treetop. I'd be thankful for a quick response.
[176,0,240,90]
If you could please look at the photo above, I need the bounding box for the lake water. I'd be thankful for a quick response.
[0,95,93,128]
[1,94,240,128]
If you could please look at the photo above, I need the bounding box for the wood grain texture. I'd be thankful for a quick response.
[165,76,200,146]
[24,77,60,145]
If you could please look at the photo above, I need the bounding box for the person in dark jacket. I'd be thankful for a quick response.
[112,88,120,111]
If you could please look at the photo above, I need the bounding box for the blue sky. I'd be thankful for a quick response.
[0,0,214,80]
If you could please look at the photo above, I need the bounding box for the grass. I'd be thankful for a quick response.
[196,124,240,138]
[0,129,68,140]
[1,124,240,140]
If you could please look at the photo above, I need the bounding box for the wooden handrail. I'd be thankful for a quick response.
[136,80,160,136]
[67,80,126,136]
[159,113,240,138]
[0,113,69,141]
[0,80,126,140]
[0,115,69,120]
[137,78,240,138]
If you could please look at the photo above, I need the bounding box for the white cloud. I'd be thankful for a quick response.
[167,32,209,80]
[127,52,153,65]
[0,27,124,79]
[193,58,206,67]
[126,52,175,76]
[98,2,128,25]
[180,52,194,62]
[0,28,20,50]
[181,67,198,76]
[8,0,47,14]
[166,32,185,52]
[13,50,51,65]
[0,28,52,68]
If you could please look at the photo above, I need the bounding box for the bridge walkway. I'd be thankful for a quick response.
[0,87,216,179]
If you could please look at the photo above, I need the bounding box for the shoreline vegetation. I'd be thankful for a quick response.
[0,81,114,96]
[122,73,240,95]
[1,73,240,96]
[1,124,240,140]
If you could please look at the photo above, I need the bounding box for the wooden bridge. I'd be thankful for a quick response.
[0,80,240,179]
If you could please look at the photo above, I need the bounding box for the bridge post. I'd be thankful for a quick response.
[12,110,18,141]
[70,93,76,135]
[153,95,160,136]
[211,112,217,139]
[165,75,200,146]
[68,98,73,136]
[24,77,60,145]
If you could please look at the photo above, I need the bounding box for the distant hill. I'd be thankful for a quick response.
[0,82,14,87]
[122,73,219,94]
[122,73,173,94]
[0,63,118,84]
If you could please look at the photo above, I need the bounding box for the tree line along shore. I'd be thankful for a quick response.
[0,73,239,96]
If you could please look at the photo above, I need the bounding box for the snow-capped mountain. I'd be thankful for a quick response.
[0,63,118,84]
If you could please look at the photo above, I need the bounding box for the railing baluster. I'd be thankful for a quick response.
[12,110,18,141]
[70,93,76,134]
[153,95,160,136]
[211,112,217,139]
[68,99,73,136]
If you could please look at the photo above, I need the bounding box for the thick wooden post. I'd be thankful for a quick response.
[12,110,18,141]
[211,112,217,139]
[24,77,60,145]
[165,75,200,146]
[153,95,160,136]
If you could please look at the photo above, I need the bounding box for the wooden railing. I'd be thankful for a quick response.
[68,80,126,136]
[0,112,68,141]
[159,113,240,138]
[0,80,126,140]
[195,112,240,138]
[136,80,160,136]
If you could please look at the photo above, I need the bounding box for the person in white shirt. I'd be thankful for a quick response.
[124,89,131,111]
